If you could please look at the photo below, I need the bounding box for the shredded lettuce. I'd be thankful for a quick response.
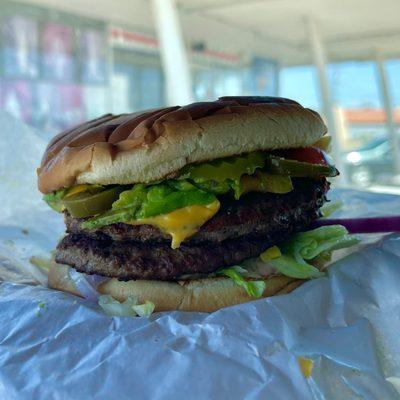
[83,181,216,229]
[132,301,155,317]
[112,184,148,211]
[218,266,266,298]
[320,200,343,218]
[266,225,359,279]
[98,295,155,317]
[269,255,324,279]
[281,225,359,262]
[43,189,67,212]
[138,182,215,218]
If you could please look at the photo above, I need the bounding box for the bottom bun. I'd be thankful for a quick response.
[48,263,304,313]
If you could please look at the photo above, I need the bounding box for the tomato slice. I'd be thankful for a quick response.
[276,147,332,166]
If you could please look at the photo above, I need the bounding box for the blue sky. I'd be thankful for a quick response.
[280,60,400,111]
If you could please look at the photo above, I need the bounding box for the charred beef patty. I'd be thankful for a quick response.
[56,178,329,280]
[65,178,329,244]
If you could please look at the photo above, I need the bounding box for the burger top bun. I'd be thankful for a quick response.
[37,96,327,193]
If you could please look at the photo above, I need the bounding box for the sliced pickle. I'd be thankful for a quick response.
[264,156,339,178]
[181,152,266,182]
[63,186,124,218]
[239,171,293,197]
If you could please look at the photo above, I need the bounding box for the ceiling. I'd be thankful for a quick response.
[14,0,400,65]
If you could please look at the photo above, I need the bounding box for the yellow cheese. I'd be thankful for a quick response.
[260,246,281,262]
[129,200,220,249]
[297,357,314,378]
[64,184,91,198]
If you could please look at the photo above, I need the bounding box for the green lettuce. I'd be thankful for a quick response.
[43,189,67,212]
[83,181,216,229]
[132,301,155,317]
[113,183,148,210]
[269,255,324,279]
[320,200,343,218]
[281,225,359,263]
[218,266,266,298]
[138,181,215,218]
[268,225,359,279]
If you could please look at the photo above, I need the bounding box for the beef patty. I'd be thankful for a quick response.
[65,178,329,244]
[56,178,329,281]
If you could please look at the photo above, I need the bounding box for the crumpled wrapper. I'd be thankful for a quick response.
[1,113,400,399]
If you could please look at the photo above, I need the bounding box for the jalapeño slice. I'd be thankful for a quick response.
[264,155,339,178]
[63,186,124,218]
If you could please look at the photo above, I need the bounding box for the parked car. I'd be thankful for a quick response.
[343,138,394,186]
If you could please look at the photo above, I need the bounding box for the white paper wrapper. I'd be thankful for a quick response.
[1,114,400,399]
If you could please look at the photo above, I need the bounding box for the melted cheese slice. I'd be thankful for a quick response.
[297,357,314,378]
[64,184,90,198]
[129,200,220,249]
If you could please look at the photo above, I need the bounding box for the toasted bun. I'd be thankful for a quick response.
[38,96,327,193]
[48,263,304,313]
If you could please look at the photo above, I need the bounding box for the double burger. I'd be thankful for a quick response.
[38,96,353,313]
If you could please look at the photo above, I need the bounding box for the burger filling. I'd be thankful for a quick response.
[56,178,330,280]
[45,144,338,249]
[45,140,358,296]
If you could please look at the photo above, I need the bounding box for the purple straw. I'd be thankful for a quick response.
[310,216,400,233]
